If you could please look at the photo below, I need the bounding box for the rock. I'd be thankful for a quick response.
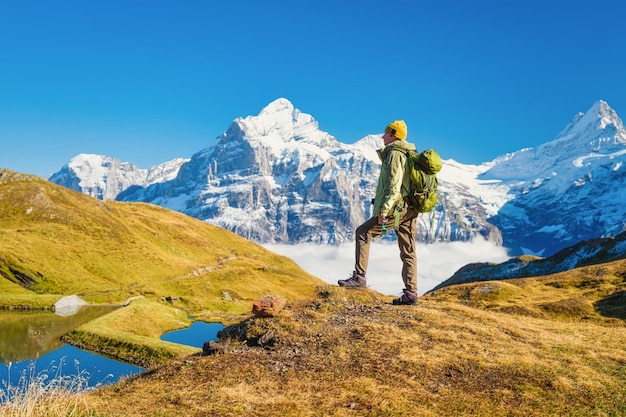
[202,340,225,355]
[53,295,89,317]
[252,295,287,317]
[255,330,276,347]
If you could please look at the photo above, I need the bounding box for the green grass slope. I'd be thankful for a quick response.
[427,258,626,322]
[2,168,626,416]
[0,169,325,364]
[0,169,323,313]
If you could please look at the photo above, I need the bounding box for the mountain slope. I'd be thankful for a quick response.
[114,98,498,245]
[427,258,626,322]
[484,100,626,255]
[0,168,323,313]
[48,154,188,200]
[431,229,626,292]
[79,271,626,416]
[116,99,380,244]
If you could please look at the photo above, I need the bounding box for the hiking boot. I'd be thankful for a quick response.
[338,271,367,289]
[392,289,418,306]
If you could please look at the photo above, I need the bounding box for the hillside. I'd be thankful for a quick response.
[2,168,626,415]
[0,168,324,363]
[432,230,626,293]
[0,168,322,309]
[70,259,626,417]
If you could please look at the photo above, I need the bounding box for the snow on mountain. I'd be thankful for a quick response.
[47,98,626,258]
[483,101,626,185]
[483,100,626,255]
[438,159,511,218]
[111,98,500,245]
[48,154,188,200]
[117,98,379,244]
[352,134,383,161]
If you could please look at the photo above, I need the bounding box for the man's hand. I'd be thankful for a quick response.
[377,215,390,224]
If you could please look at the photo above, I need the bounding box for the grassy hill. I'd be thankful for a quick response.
[429,260,626,322]
[0,168,324,363]
[2,168,626,416]
[68,258,626,416]
[0,169,322,309]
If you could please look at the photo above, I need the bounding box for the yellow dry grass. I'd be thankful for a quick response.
[74,268,626,417]
[0,169,323,316]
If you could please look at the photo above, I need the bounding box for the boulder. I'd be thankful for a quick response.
[252,295,286,317]
[53,295,88,316]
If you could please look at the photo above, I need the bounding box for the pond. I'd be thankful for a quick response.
[0,307,143,400]
[161,321,224,348]
[0,308,225,402]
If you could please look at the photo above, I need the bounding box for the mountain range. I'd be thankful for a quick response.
[431,229,626,292]
[48,98,626,258]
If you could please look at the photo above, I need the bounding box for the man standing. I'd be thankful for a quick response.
[338,120,419,305]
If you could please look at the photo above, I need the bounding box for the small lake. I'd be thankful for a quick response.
[161,321,224,348]
[0,307,143,399]
[0,308,225,401]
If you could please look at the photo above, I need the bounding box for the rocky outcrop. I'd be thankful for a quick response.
[252,295,287,317]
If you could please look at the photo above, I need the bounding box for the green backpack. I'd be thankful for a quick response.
[398,148,442,212]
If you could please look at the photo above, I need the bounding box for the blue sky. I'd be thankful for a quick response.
[1,0,625,177]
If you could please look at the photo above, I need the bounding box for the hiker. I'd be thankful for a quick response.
[338,120,419,305]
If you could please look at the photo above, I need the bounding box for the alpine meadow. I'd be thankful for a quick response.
[1,165,626,415]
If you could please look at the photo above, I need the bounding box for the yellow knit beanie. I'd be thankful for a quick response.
[385,120,407,140]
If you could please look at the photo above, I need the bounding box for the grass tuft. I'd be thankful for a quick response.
[0,358,96,417]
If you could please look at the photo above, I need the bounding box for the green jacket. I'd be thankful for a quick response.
[373,140,417,217]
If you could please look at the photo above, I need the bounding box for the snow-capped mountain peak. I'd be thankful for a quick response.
[48,154,188,200]
[554,100,626,148]
[233,98,336,153]
[353,134,384,161]
[67,154,118,185]
[484,100,626,183]
[48,98,626,258]
[480,100,626,255]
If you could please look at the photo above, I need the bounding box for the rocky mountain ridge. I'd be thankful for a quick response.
[483,100,626,255]
[431,229,626,292]
[49,154,189,200]
[47,98,626,257]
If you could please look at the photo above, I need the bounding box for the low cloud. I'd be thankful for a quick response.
[263,239,510,296]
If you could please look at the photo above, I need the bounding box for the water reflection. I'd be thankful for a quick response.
[0,306,119,364]
[0,307,143,400]
[0,310,225,401]
[161,321,224,348]
[53,295,90,317]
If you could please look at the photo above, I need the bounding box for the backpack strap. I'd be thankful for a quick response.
[423,172,432,191]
